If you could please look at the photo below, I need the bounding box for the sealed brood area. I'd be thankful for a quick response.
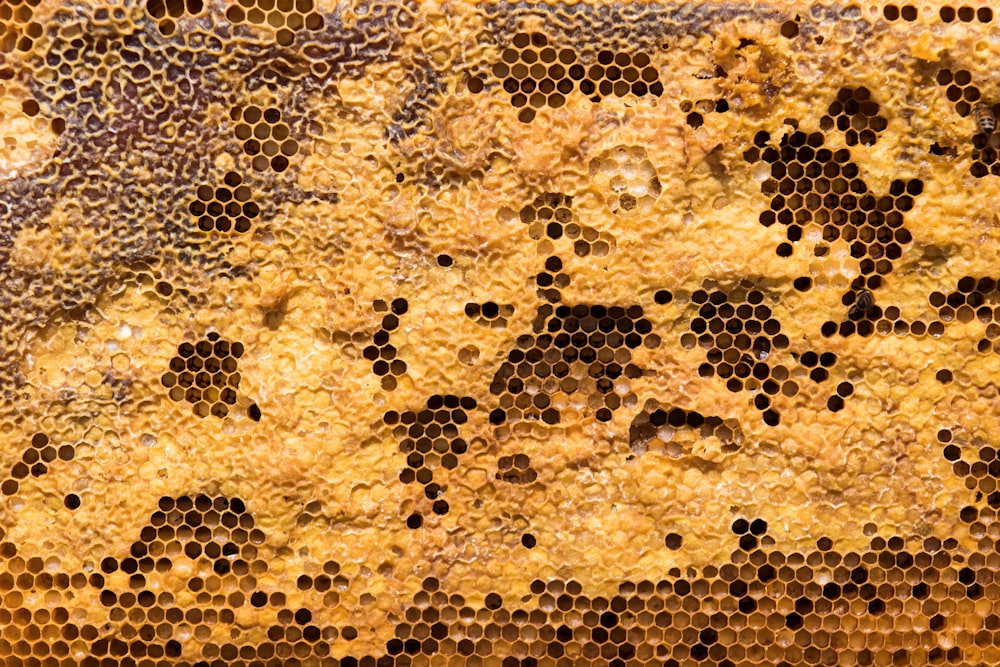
[3,0,1000,665]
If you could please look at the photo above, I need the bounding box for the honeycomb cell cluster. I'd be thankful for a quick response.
[489,301,657,427]
[145,0,204,36]
[589,145,662,214]
[231,106,298,173]
[121,495,263,598]
[481,31,576,123]
[747,90,924,331]
[629,398,743,458]
[470,31,663,123]
[934,68,1000,178]
[819,86,889,147]
[160,333,258,420]
[0,494,359,664]
[0,0,41,53]
[464,301,515,328]
[372,510,995,667]
[224,0,324,47]
[496,453,537,485]
[940,428,1000,518]
[681,287,840,424]
[189,172,260,234]
[937,68,982,123]
[930,277,1000,353]
[882,4,919,21]
[751,124,915,277]
[385,394,477,527]
[0,433,76,498]
[364,298,409,392]
[938,5,994,22]
[518,193,613,259]
[9,0,1000,664]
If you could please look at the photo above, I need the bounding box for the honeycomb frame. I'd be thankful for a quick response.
[2,0,1000,665]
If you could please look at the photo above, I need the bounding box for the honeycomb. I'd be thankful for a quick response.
[160,332,258,420]
[5,0,1000,665]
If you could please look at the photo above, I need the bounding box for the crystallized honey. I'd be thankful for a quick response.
[2,0,1000,664]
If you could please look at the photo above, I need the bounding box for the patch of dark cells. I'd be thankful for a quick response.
[75,495,358,660]
[1,493,980,666]
[629,403,743,456]
[482,2,786,47]
[935,69,1000,179]
[939,427,1000,522]
[162,333,251,419]
[388,394,477,522]
[475,31,664,122]
[746,90,923,329]
[236,1,412,94]
[488,302,656,426]
[927,276,1000,353]
[939,5,996,23]
[683,282,846,422]
[369,518,978,665]
[366,298,410,392]
[496,452,537,484]
[1,433,74,498]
